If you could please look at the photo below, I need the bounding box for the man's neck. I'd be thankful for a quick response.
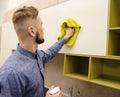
[19,42,38,53]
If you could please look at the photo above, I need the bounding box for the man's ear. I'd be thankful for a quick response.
[27,26,36,37]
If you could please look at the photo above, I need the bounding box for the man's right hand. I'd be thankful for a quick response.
[63,27,74,40]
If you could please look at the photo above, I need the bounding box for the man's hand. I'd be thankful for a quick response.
[45,86,62,97]
[63,27,74,40]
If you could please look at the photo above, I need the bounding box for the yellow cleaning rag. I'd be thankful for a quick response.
[58,18,81,46]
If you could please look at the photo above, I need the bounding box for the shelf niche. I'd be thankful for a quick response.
[107,28,120,56]
[64,55,89,81]
[89,57,120,89]
[109,0,120,27]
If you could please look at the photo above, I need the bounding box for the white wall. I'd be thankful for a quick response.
[0,0,8,25]
[6,0,28,11]
[0,0,28,66]
[0,0,28,25]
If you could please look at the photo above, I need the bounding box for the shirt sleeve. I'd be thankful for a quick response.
[0,69,26,97]
[39,38,66,64]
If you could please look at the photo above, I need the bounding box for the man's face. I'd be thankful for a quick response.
[35,17,44,44]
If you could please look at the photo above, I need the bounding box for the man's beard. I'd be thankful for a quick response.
[35,32,44,44]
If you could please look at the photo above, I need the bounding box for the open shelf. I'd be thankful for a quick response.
[109,0,120,27]
[64,54,89,81]
[107,29,120,56]
[107,0,120,56]
[90,78,120,89]
[64,73,88,81]
[89,56,120,89]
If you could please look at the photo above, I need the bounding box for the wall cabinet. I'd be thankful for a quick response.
[64,0,120,90]
[39,0,108,56]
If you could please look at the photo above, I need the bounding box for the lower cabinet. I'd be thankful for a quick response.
[64,54,120,89]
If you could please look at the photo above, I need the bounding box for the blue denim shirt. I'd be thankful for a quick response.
[0,38,66,97]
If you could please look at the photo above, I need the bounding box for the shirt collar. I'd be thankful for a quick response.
[16,44,37,59]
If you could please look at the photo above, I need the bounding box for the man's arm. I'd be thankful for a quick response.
[39,27,74,64]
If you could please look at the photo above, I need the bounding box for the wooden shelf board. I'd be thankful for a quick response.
[90,78,120,90]
[109,27,120,31]
[64,73,88,81]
